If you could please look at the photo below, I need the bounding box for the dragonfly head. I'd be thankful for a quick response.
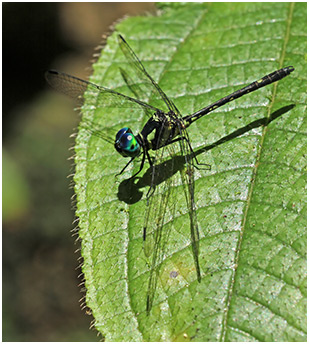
[114,127,141,157]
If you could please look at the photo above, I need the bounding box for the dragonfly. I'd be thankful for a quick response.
[46,35,294,313]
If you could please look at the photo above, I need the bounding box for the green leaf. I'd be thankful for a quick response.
[74,2,306,341]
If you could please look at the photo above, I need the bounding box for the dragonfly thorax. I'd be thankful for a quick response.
[114,127,141,158]
[141,111,182,151]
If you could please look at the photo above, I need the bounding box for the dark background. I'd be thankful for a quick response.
[3,3,155,341]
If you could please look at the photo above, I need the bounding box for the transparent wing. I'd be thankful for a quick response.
[45,69,164,143]
[45,70,161,116]
[143,125,202,313]
[177,126,201,282]
[118,35,181,116]
[143,142,179,313]
[119,67,153,117]
[78,117,115,144]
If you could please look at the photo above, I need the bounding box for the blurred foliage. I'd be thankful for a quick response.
[3,149,30,222]
[3,2,155,341]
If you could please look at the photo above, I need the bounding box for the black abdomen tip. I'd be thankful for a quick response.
[285,66,295,74]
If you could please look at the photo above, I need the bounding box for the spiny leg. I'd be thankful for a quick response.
[161,136,211,171]
[116,149,146,180]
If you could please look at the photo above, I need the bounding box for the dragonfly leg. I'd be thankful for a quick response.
[130,150,146,179]
[116,149,146,180]
[184,137,211,171]
[163,136,211,170]
[145,148,158,202]
[116,157,135,176]
[145,149,154,166]
[123,150,147,181]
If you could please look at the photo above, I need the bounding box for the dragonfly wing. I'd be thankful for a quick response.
[78,118,115,144]
[177,126,201,282]
[45,70,161,115]
[46,70,164,143]
[143,128,202,313]
[119,67,155,120]
[118,35,181,116]
[143,143,179,313]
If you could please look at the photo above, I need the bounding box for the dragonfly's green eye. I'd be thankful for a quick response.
[114,127,140,157]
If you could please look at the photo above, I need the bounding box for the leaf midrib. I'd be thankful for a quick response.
[220,2,295,340]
